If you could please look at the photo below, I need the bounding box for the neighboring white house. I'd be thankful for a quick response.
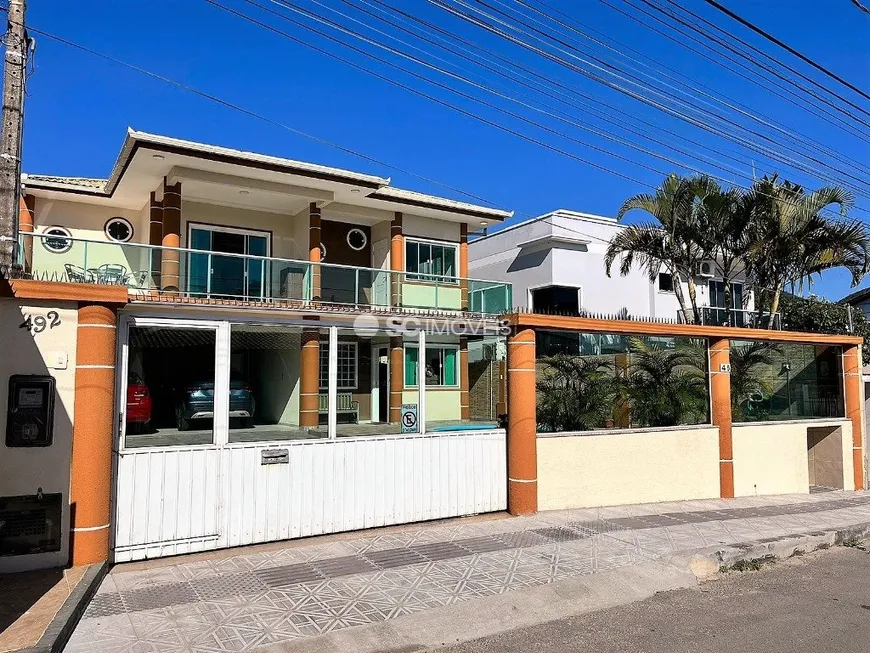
[469,209,753,323]
[840,287,870,320]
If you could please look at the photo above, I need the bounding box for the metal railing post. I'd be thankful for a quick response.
[355,267,360,307]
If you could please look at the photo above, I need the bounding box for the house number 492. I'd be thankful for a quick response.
[20,311,62,334]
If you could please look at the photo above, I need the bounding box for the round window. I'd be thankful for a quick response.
[105,217,134,243]
[347,228,368,251]
[42,226,73,254]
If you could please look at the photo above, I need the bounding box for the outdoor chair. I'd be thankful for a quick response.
[64,263,95,284]
[126,270,149,289]
[96,263,128,285]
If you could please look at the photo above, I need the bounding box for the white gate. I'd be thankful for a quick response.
[112,316,507,562]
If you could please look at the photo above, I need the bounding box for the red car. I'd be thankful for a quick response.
[126,373,153,433]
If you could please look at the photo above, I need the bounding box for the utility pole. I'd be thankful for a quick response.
[0,0,28,272]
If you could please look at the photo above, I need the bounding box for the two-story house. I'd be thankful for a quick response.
[2,129,512,568]
[469,209,756,327]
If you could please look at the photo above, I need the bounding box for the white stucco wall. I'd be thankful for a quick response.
[0,300,78,572]
[470,210,753,319]
[536,426,721,510]
[732,420,852,497]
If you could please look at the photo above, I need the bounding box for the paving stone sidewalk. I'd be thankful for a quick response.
[65,491,870,653]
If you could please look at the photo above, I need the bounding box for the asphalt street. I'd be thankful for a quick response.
[439,545,870,653]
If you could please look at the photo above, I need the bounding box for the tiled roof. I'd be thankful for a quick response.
[23,174,107,191]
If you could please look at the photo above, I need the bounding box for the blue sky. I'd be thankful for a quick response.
[22,0,870,299]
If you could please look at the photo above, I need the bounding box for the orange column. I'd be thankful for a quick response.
[309,203,321,301]
[390,213,403,308]
[69,303,117,564]
[507,327,537,515]
[459,223,469,311]
[844,343,864,490]
[460,336,470,420]
[300,329,320,428]
[389,336,404,424]
[18,195,34,272]
[710,338,734,498]
[149,191,163,289]
[160,180,182,291]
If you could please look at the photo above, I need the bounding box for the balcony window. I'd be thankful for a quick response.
[708,280,745,327]
[404,345,458,387]
[405,239,457,282]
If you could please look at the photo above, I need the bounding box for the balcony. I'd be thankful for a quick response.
[16,232,512,316]
[677,306,782,330]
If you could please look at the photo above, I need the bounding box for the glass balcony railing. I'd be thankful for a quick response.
[17,232,513,316]
[677,306,781,330]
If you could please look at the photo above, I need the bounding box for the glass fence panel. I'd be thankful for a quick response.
[467,335,507,426]
[333,329,418,437]
[227,324,318,442]
[535,330,710,433]
[124,325,217,448]
[730,341,844,422]
[469,280,512,315]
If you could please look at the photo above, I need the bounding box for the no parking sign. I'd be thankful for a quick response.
[401,404,418,433]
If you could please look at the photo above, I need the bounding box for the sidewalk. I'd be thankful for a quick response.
[64,490,870,653]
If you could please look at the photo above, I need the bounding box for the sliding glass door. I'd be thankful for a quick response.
[188,225,270,300]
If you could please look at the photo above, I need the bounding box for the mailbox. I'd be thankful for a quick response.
[6,375,55,447]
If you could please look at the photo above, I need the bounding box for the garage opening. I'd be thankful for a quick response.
[125,324,218,447]
[807,425,845,491]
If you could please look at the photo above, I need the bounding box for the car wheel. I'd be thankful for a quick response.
[241,417,254,429]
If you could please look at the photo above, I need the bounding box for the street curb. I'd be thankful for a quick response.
[255,559,699,653]
[684,521,870,578]
[16,562,107,653]
[255,523,870,653]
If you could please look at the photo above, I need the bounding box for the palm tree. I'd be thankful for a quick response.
[536,354,619,432]
[623,337,709,427]
[606,174,712,324]
[729,341,782,420]
[743,175,869,327]
[696,184,751,320]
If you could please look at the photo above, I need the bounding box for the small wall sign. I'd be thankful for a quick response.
[401,404,418,433]
[261,448,289,465]
[719,363,732,373]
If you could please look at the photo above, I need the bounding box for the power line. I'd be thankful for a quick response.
[348,0,866,192]
[24,20,622,248]
[703,0,870,103]
[520,0,870,178]
[597,0,870,142]
[654,0,870,125]
[23,6,866,243]
[20,23,508,209]
[360,0,771,179]
[432,0,870,200]
[220,0,868,221]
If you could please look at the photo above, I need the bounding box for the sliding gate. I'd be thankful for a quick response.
[112,315,507,562]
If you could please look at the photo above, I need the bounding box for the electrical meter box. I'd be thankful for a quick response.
[6,375,56,447]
